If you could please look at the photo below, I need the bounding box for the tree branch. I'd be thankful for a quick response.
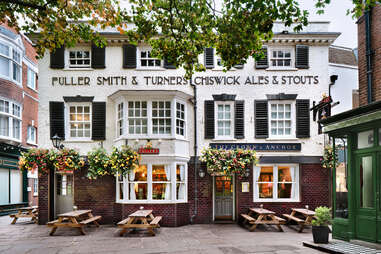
[0,0,47,10]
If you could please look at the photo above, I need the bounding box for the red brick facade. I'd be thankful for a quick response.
[358,4,381,106]
[38,162,328,226]
[0,22,39,207]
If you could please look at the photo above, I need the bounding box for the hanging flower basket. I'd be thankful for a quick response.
[109,145,140,178]
[87,147,112,179]
[18,148,53,175]
[321,145,338,169]
[53,148,85,173]
[200,147,257,178]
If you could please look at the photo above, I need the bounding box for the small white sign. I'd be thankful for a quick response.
[242,182,250,192]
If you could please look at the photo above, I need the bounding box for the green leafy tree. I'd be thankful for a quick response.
[0,0,377,77]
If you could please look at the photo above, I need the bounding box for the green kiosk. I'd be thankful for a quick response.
[321,100,381,243]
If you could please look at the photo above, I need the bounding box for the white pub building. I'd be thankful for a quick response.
[36,22,339,225]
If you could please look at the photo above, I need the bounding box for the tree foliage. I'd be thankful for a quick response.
[0,0,378,77]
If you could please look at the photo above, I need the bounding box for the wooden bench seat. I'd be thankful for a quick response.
[273,216,286,224]
[80,216,101,225]
[47,219,60,225]
[282,214,304,223]
[150,216,162,227]
[241,214,255,223]
[117,217,132,225]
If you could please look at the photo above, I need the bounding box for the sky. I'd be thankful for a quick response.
[298,0,357,48]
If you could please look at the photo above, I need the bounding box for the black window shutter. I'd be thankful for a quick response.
[295,45,309,69]
[91,44,106,69]
[123,44,136,68]
[204,48,214,69]
[296,99,310,138]
[204,100,215,139]
[254,100,268,138]
[234,100,244,139]
[255,46,268,69]
[164,58,176,69]
[50,47,65,69]
[92,102,106,140]
[49,101,65,139]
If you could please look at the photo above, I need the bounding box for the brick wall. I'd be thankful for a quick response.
[358,4,381,106]
[38,172,49,225]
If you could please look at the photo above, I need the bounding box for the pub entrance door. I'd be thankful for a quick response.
[55,173,74,216]
[214,175,234,221]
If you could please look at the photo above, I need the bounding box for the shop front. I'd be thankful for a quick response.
[321,101,381,243]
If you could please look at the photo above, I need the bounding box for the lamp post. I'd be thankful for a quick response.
[51,134,64,149]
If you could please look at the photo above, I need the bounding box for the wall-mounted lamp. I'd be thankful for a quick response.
[51,134,64,149]
[198,169,206,178]
[157,139,162,145]
[134,139,139,144]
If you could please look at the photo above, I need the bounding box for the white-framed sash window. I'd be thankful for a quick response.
[27,68,36,90]
[138,47,161,68]
[270,48,293,68]
[0,98,22,142]
[269,101,294,138]
[117,102,124,137]
[254,164,299,202]
[0,40,22,86]
[176,102,185,137]
[66,103,91,140]
[27,125,36,144]
[33,178,38,196]
[215,102,233,138]
[68,49,91,68]
[152,101,171,135]
[116,162,187,203]
[128,101,148,135]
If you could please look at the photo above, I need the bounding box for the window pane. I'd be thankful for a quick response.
[132,165,147,181]
[0,169,9,205]
[0,116,9,136]
[131,183,147,200]
[335,138,348,218]
[152,183,170,200]
[258,183,273,198]
[358,130,374,149]
[360,156,373,208]
[278,183,292,198]
[258,166,273,182]
[0,56,9,77]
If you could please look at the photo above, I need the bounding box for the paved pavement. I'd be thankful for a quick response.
[0,216,322,254]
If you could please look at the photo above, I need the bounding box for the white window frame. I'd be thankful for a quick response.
[33,178,38,196]
[268,100,295,139]
[215,101,234,139]
[127,101,149,135]
[269,47,294,69]
[0,97,22,142]
[27,67,36,90]
[137,46,162,69]
[0,39,22,86]
[151,100,172,135]
[253,164,299,202]
[175,100,186,138]
[65,102,92,141]
[27,125,37,144]
[66,47,91,69]
[116,161,188,204]
[116,101,124,138]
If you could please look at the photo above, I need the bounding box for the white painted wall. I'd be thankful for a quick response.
[38,24,337,160]
[329,63,358,115]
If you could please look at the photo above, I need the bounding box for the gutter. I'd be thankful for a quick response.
[190,76,198,224]
[365,9,373,104]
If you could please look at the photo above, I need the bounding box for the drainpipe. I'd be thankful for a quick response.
[365,9,373,104]
[190,75,198,224]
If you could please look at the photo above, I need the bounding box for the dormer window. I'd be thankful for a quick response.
[69,50,91,68]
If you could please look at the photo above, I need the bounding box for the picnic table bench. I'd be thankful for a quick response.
[118,209,162,236]
[241,208,285,232]
[283,208,315,233]
[10,206,38,224]
[47,209,101,236]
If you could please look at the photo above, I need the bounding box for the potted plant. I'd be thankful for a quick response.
[311,206,332,244]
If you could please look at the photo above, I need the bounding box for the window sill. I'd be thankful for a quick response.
[115,136,189,142]
[265,138,299,141]
[135,67,166,71]
[26,86,38,93]
[64,68,94,71]
[212,138,237,141]
[253,199,300,203]
[116,200,188,204]
[33,193,38,197]
[26,141,37,146]
[63,139,94,143]
[0,136,21,143]
[265,67,298,71]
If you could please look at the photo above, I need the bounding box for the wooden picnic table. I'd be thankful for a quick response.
[241,208,285,232]
[10,206,38,224]
[47,209,101,236]
[117,209,162,236]
[283,208,316,233]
